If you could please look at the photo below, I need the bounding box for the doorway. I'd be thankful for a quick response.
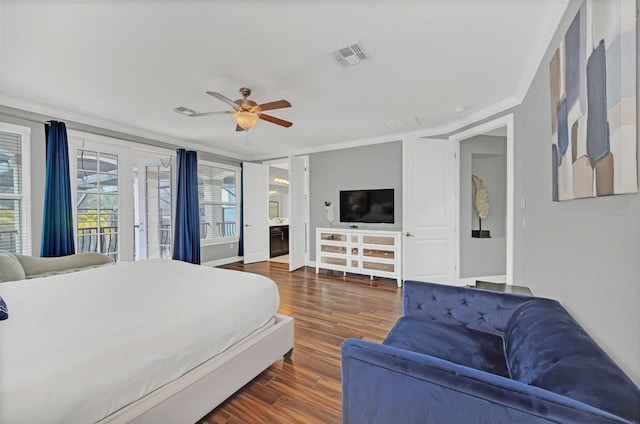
[450,114,514,285]
[242,156,308,270]
[267,162,290,264]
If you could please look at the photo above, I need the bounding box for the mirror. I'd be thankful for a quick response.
[269,201,280,218]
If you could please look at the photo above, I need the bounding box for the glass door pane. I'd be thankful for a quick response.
[76,149,120,261]
[144,163,172,259]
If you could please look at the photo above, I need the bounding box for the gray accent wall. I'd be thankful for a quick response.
[309,141,402,259]
[459,135,507,278]
[511,1,640,385]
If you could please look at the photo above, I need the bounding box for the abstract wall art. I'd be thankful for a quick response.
[549,0,637,201]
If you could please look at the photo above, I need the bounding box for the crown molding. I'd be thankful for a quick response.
[248,95,522,161]
[515,0,571,101]
[3,91,523,164]
[0,95,250,161]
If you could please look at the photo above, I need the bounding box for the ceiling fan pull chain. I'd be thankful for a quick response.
[245,129,250,147]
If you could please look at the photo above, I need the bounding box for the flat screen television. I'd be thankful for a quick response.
[339,189,394,224]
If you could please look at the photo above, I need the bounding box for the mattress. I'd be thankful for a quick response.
[0,259,280,423]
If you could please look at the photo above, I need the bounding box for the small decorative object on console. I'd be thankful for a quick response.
[325,201,335,227]
[472,174,491,238]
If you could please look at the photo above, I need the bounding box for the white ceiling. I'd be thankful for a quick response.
[0,1,568,160]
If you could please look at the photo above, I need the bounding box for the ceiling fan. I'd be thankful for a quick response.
[175,87,292,131]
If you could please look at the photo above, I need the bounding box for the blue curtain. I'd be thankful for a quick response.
[172,149,201,264]
[238,166,244,256]
[41,121,75,257]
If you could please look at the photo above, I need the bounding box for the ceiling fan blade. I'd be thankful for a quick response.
[235,124,244,132]
[259,113,293,128]
[257,100,291,112]
[207,92,240,110]
[186,111,233,117]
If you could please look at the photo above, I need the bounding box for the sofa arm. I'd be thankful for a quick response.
[403,280,535,334]
[341,339,629,424]
[15,253,112,278]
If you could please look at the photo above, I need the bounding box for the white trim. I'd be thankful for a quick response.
[449,114,515,286]
[458,275,508,286]
[199,160,241,173]
[260,155,312,268]
[202,256,243,267]
[2,95,247,160]
[69,136,135,261]
[1,91,520,164]
[0,122,32,255]
[68,129,174,156]
[0,122,32,136]
[514,0,571,102]
[198,161,241,246]
[200,237,240,247]
[248,96,522,161]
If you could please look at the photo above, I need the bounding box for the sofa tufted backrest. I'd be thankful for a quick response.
[403,280,534,335]
[505,299,640,423]
[14,252,112,278]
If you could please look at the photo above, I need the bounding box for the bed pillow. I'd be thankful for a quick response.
[0,251,26,283]
[0,296,8,320]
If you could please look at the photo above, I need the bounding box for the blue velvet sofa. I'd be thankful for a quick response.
[342,281,640,423]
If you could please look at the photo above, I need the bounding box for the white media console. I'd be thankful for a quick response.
[315,227,402,287]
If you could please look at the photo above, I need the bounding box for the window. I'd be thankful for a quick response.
[198,162,240,243]
[0,123,31,255]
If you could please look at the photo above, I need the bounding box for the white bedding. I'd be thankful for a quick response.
[0,259,280,423]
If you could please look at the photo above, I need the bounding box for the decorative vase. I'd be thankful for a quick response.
[326,203,335,227]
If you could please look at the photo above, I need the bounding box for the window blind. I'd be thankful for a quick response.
[0,127,31,255]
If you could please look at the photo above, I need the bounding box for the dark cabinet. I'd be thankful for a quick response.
[270,226,289,257]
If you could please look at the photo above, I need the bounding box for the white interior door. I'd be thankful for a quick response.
[288,155,305,271]
[403,137,456,284]
[242,161,269,264]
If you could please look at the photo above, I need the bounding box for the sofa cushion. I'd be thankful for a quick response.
[14,253,112,277]
[383,316,509,378]
[0,251,26,283]
[505,299,640,423]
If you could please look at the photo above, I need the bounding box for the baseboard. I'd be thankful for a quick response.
[458,275,507,286]
[307,260,316,268]
[203,256,244,267]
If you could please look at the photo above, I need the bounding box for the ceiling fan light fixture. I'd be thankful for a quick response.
[233,111,259,130]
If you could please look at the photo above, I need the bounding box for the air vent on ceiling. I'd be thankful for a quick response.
[330,41,369,68]
[384,116,421,132]
[173,106,196,116]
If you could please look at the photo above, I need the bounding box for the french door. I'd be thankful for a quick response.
[134,155,174,260]
[68,134,133,261]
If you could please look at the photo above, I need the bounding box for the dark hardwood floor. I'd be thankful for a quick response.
[198,262,403,424]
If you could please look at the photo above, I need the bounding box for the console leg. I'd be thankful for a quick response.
[283,348,293,360]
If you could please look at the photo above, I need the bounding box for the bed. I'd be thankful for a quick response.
[0,259,294,423]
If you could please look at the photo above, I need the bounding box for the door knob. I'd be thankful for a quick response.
[405,232,415,237]
[245,224,251,227]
